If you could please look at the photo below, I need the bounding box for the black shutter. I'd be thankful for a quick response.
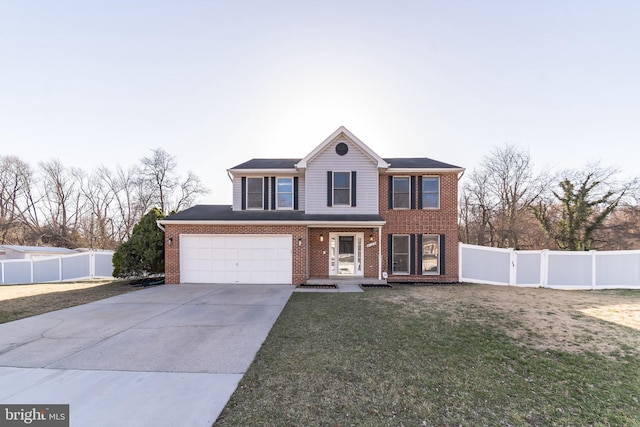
[241,177,246,210]
[410,234,416,275]
[263,177,269,210]
[270,177,276,210]
[417,176,423,209]
[440,234,446,275]
[327,171,333,207]
[351,171,357,207]
[388,176,394,209]
[410,176,416,209]
[417,234,423,275]
[293,176,299,210]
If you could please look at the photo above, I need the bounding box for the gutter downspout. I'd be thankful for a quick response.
[156,221,165,232]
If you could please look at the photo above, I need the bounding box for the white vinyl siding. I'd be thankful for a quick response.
[232,175,304,211]
[305,135,379,214]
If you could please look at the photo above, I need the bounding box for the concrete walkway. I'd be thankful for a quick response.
[0,284,293,426]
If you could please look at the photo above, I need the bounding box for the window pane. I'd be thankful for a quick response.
[393,177,409,192]
[247,193,262,209]
[334,172,350,188]
[422,235,439,274]
[393,254,409,273]
[393,235,409,253]
[393,194,409,209]
[277,178,292,192]
[334,189,350,205]
[422,177,438,192]
[278,194,292,208]
[423,193,438,208]
[247,177,263,192]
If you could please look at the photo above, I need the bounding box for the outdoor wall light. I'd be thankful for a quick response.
[168,237,173,245]
[298,238,302,246]
[320,234,324,242]
[369,234,374,242]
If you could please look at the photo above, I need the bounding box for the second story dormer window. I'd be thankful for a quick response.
[276,177,293,209]
[246,177,264,209]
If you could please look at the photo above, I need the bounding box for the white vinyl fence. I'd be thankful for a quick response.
[459,243,640,290]
[0,251,114,285]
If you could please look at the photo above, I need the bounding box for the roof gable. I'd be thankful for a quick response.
[295,126,389,169]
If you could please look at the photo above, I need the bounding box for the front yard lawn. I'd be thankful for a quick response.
[216,284,640,426]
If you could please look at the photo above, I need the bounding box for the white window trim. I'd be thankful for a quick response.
[393,176,411,210]
[276,177,294,210]
[421,234,440,275]
[246,177,264,210]
[392,234,411,275]
[332,171,351,207]
[422,176,440,210]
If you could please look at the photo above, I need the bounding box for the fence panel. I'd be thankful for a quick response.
[460,243,640,290]
[460,244,511,285]
[3,261,31,285]
[0,251,114,284]
[515,251,542,286]
[61,253,91,281]
[547,252,593,289]
[596,252,640,289]
[33,258,60,283]
[95,252,114,278]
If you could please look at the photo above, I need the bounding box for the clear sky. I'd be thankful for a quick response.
[1,1,639,204]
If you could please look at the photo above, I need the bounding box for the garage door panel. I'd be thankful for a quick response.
[180,235,292,284]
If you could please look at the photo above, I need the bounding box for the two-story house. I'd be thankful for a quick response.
[158,126,464,285]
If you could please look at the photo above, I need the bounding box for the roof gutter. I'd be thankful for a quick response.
[157,219,386,227]
[156,221,165,232]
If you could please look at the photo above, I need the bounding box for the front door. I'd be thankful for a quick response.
[329,233,364,276]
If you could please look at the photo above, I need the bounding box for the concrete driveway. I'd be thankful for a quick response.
[0,284,293,426]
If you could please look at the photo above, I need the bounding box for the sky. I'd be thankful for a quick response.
[1,1,639,205]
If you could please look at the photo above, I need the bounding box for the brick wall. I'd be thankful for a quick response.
[379,173,460,283]
[163,224,307,284]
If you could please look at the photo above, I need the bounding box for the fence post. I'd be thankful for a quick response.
[540,250,549,288]
[591,250,597,290]
[1,260,4,284]
[30,258,34,284]
[90,251,95,279]
[458,242,463,282]
[509,248,516,286]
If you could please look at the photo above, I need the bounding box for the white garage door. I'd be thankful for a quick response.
[180,235,292,284]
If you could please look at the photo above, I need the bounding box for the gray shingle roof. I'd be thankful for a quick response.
[162,205,384,223]
[230,159,301,169]
[382,157,462,169]
[230,157,461,170]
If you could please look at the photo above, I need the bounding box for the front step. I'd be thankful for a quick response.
[304,277,388,286]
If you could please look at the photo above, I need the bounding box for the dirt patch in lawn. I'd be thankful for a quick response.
[0,280,115,301]
[385,284,640,358]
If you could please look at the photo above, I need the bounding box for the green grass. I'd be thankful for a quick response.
[215,287,640,426]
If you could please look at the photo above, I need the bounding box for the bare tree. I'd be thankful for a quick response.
[0,156,35,244]
[459,144,545,248]
[140,148,207,213]
[37,160,87,248]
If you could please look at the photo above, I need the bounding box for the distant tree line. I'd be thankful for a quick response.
[459,145,640,251]
[0,148,207,250]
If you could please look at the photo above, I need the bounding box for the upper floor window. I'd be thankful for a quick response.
[393,177,410,209]
[333,172,351,206]
[422,176,440,209]
[246,177,263,209]
[276,177,293,210]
